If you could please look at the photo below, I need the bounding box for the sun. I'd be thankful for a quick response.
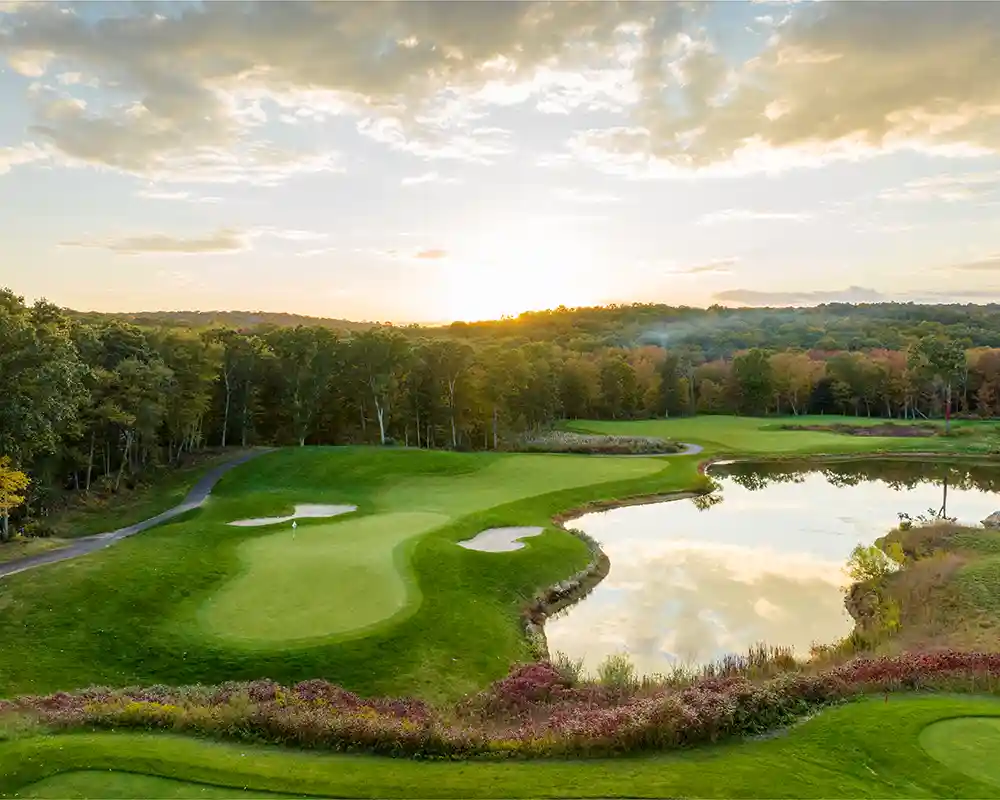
[441,224,599,322]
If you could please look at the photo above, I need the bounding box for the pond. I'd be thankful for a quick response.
[544,460,1000,676]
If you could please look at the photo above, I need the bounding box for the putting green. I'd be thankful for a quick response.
[919,717,1000,788]
[194,454,664,650]
[197,512,449,646]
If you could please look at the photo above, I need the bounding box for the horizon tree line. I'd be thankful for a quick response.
[0,287,990,536]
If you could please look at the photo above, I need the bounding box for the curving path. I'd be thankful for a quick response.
[0,449,273,581]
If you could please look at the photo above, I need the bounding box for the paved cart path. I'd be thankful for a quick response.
[0,449,273,581]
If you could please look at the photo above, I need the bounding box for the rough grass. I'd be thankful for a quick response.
[954,557,1000,615]
[567,416,1000,456]
[44,450,243,539]
[868,524,1000,653]
[0,537,65,565]
[0,448,689,702]
[4,696,1000,798]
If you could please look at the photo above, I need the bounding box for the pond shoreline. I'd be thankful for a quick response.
[527,450,1000,668]
[526,489,704,660]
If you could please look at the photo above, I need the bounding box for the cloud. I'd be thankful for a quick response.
[297,246,340,259]
[698,209,812,225]
[136,188,222,203]
[712,283,1000,306]
[0,1,658,177]
[6,2,1000,182]
[252,227,330,243]
[878,171,1000,204]
[358,112,514,164]
[0,142,46,174]
[60,228,249,256]
[945,254,1000,272]
[359,245,449,262]
[400,171,462,186]
[552,187,621,204]
[414,248,448,260]
[681,257,740,275]
[713,286,886,306]
[549,3,1000,175]
[638,256,739,277]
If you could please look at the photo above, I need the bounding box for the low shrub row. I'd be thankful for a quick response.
[510,432,683,455]
[4,651,999,758]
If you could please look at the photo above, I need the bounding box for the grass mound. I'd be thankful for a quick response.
[851,521,1000,653]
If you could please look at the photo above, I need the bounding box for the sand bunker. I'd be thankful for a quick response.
[228,504,357,527]
[459,526,544,552]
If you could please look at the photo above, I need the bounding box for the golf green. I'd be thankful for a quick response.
[194,454,664,649]
[919,717,1000,788]
[197,512,449,646]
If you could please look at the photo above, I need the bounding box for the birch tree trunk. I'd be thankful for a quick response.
[85,430,95,492]
[221,370,231,448]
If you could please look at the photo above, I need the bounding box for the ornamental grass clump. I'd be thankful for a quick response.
[4,651,1000,759]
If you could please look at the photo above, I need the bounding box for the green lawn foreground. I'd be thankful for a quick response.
[568,415,1000,456]
[3,696,1000,799]
[0,447,700,701]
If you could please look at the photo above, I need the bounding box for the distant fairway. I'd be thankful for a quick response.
[198,512,449,646]
[568,415,1000,456]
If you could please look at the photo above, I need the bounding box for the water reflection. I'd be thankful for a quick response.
[545,460,1000,676]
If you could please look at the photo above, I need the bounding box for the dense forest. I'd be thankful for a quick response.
[3,288,999,535]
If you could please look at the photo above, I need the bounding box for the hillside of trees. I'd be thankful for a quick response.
[69,309,375,333]
[3,288,1000,535]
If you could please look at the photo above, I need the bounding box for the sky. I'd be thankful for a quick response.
[1,0,999,323]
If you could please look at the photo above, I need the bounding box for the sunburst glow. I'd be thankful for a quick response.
[442,223,601,321]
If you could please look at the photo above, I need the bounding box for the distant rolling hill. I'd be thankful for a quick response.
[67,309,384,332]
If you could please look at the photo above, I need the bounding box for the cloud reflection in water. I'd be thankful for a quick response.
[545,466,1000,675]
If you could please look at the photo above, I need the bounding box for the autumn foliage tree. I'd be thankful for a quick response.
[0,456,30,542]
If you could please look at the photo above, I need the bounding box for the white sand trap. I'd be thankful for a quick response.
[227,504,357,527]
[459,526,545,552]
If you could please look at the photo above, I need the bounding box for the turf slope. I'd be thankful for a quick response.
[5,696,1000,798]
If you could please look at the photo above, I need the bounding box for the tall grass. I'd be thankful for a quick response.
[6,650,1000,759]
[510,432,682,455]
